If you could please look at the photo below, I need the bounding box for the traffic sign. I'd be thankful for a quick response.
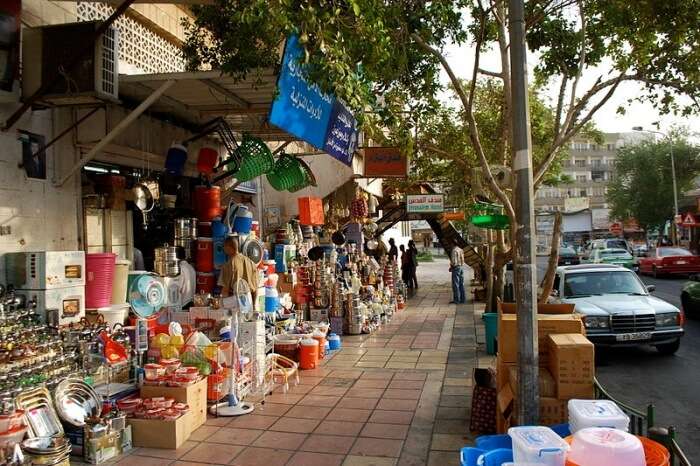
[681,213,698,227]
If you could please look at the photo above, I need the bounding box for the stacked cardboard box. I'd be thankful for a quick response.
[495,303,595,432]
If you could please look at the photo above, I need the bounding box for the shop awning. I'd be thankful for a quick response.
[119,70,296,142]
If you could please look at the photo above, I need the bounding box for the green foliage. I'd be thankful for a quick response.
[607,132,700,232]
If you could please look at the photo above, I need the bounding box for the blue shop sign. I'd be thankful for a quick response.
[324,99,358,167]
[269,35,334,149]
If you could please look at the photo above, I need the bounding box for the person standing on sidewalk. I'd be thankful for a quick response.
[449,245,465,304]
[388,238,398,263]
[407,240,419,289]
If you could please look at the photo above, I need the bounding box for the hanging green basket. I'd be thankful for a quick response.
[267,153,307,191]
[287,158,317,192]
[231,134,274,182]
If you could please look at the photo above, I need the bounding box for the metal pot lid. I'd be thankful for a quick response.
[241,238,264,265]
[308,246,324,261]
[54,378,101,427]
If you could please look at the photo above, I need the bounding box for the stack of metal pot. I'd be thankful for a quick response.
[345,293,363,335]
[173,218,197,261]
[154,244,179,277]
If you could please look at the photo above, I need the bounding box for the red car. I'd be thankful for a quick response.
[638,247,700,277]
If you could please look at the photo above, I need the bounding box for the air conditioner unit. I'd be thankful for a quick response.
[22,21,119,105]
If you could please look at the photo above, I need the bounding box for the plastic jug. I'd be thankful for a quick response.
[211,218,229,269]
[227,202,253,234]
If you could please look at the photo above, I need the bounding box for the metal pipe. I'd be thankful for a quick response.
[56,79,176,186]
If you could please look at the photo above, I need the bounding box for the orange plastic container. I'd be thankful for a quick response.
[298,197,324,226]
[299,339,319,370]
[564,435,670,466]
[312,332,327,359]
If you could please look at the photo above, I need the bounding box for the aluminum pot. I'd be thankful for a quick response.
[154,245,180,277]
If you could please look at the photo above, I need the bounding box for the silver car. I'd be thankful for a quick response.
[548,264,684,355]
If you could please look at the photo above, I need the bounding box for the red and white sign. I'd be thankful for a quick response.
[609,222,623,235]
[681,213,699,227]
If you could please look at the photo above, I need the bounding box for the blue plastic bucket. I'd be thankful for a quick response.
[482,312,498,355]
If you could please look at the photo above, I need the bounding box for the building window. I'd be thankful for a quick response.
[591,159,602,167]
[574,159,586,167]
[580,190,587,197]
[607,144,615,151]
[77,2,186,74]
[590,144,598,151]
[576,175,587,182]
[591,170,604,182]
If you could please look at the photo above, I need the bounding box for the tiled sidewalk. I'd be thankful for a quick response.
[116,260,477,466]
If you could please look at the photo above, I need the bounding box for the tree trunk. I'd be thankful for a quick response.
[539,212,562,302]
[485,230,496,310]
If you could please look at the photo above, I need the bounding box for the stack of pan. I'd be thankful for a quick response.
[174,218,198,261]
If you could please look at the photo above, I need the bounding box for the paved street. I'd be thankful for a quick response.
[535,257,699,460]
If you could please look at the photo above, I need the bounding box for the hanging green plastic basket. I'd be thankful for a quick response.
[287,158,317,192]
[267,153,307,191]
[469,214,510,230]
[231,134,274,182]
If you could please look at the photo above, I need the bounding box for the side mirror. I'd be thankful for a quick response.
[646,285,656,293]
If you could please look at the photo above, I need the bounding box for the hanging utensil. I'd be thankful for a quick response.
[132,183,155,230]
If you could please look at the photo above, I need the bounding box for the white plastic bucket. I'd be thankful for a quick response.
[97,303,130,329]
[111,260,131,304]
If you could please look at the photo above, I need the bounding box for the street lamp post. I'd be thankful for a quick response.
[632,127,678,244]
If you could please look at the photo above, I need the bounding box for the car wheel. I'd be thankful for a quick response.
[655,339,681,355]
[682,293,696,318]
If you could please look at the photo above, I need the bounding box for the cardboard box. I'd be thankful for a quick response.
[548,333,595,399]
[499,302,576,315]
[496,357,513,392]
[539,397,569,425]
[498,314,585,363]
[277,273,298,295]
[128,411,193,449]
[507,365,557,398]
[140,377,207,433]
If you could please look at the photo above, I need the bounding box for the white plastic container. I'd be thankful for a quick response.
[97,303,130,329]
[508,426,570,466]
[567,427,644,466]
[568,399,630,433]
[111,259,131,304]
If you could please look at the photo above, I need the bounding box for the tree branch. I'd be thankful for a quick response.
[411,27,515,219]
[553,76,567,139]
[478,68,504,79]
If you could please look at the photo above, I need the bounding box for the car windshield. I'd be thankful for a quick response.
[600,249,632,258]
[563,271,647,297]
[606,240,628,250]
[658,248,692,257]
[560,247,576,255]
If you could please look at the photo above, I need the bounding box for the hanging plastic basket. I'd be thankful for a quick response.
[287,158,317,192]
[231,134,274,182]
[267,154,307,191]
[468,201,510,230]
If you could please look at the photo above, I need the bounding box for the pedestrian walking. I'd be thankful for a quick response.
[407,240,419,289]
[449,245,466,304]
[388,238,398,263]
[400,244,410,285]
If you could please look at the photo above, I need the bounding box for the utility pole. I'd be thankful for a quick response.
[508,0,539,424]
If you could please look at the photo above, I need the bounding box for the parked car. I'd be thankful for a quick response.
[638,247,700,277]
[588,248,637,272]
[680,275,700,317]
[581,238,631,260]
[633,244,649,256]
[557,247,580,266]
[548,264,684,354]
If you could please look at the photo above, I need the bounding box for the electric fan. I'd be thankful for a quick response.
[128,273,166,371]
[210,278,255,416]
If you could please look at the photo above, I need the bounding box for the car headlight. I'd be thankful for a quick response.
[583,316,609,329]
[655,313,680,327]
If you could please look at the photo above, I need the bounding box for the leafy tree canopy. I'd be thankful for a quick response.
[607,131,700,232]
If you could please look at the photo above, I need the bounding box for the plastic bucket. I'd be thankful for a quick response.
[194,186,221,221]
[482,312,498,355]
[165,144,187,176]
[232,214,253,235]
[86,253,117,308]
[197,147,219,175]
[196,238,214,272]
[196,272,216,294]
[111,260,131,304]
[299,339,319,370]
[98,303,130,329]
[328,333,341,350]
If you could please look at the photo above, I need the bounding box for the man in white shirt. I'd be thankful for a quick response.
[449,246,466,304]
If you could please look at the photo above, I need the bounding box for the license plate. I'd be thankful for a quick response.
[616,332,652,342]
[563,261,571,265]
[676,260,687,265]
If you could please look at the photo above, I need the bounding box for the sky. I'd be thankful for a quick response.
[441,41,700,136]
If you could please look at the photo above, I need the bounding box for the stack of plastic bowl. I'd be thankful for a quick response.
[567,399,630,434]
[566,428,645,466]
[508,426,570,466]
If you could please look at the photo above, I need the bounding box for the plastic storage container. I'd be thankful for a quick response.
[97,303,130,328]
[567,428,644,466]
[86,253,117,308]
[196,238,214,272]
[194,185,221,221]
[111,259,131,304]
[508,426,570,466]
[568,399,630,433]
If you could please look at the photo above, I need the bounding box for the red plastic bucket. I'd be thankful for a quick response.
[86,253,117,308]
[196,272,216,293]
[194,186,221,221]
[197,147,219,175]
[196,238,214,272]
